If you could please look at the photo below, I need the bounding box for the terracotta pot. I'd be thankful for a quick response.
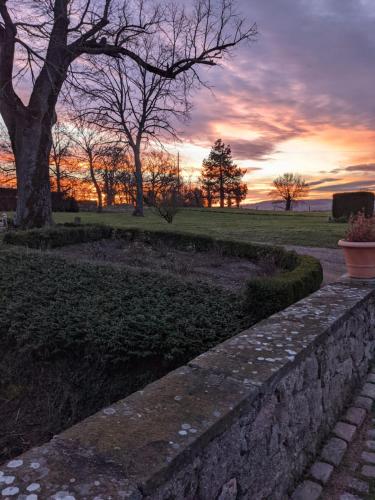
[338,240,375,279]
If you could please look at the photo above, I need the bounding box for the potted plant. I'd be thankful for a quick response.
[338,212,375,279]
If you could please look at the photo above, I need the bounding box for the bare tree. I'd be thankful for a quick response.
[50,121,72,194]
[269,173,309,211]
[98,144,130,207]
[117,168,137,206]
[1,119,79,194]
[68,116,111,212]
[0,0,256,227]
[143,150,178,206]
[74,37,191,216]
[152,188,180,224]
[0,120,15,184]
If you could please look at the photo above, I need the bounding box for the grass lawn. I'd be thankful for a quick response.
[49,208,346,248]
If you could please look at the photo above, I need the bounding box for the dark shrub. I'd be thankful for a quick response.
[3,224,112,249]
[64,196,79,212]
[0,228,323,460]
[51,192,79,212]
[332,191,374,221]
[0,248,245,461]
[244,255,323,318]
[5,224,323,319]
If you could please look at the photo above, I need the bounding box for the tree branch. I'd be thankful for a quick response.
[0,0,25,122]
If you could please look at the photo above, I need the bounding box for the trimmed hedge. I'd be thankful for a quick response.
[0,248,246,460]
[3,223,113,249]
[332,191,374,221]
[114,227,323,318]
[0,227,322,459]
[244,255,323,318]
[113,227,299,269]
[0,249,245,367]
[3,224,323,321]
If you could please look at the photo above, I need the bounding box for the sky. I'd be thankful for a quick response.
[169,0,375,203]
[1,0,374,204]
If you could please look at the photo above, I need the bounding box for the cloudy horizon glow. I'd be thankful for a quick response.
[169,0,375,203]
[1,0,374,206]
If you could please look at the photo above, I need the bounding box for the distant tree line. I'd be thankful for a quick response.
[2,119,314,214]
[0,122,206,212]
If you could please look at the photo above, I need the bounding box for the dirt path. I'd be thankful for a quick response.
[285,245,346,285]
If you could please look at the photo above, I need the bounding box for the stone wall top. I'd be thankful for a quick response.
[1,278,374,499]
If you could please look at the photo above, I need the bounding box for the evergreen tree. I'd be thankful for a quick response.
[230,181,248,208]
[200,139,247,208]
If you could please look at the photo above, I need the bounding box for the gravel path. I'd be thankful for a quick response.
[286,245,346,285]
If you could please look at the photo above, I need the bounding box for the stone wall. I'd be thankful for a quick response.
[1,278,375,499]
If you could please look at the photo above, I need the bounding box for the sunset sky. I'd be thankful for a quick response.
[1,0,375,205]
[168,0,375,203]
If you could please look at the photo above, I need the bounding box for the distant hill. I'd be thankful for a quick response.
[243,199,332,212]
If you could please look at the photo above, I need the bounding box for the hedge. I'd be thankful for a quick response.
[0,249,245,367]
[113,227,299,269]
[3,224,323,321]
[114,227,323,318]
[332,191,374,221]
[244,255,323,318]
[0,248,246,460]
[0,228,322,459]
[3,223,113,249]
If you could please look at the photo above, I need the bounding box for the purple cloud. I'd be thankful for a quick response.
[182,0,375,161]
[308,177,341,187]
[345,163,375,172]
[313,179,375,192]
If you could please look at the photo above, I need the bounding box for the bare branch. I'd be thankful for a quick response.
[0,0,19,113]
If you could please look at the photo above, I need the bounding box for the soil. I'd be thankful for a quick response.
[53,239,273,292]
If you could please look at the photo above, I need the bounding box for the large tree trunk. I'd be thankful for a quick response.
[285,197,292,211]
[133,147,144,217]
[0,0,71,228]
[13,118,53,228]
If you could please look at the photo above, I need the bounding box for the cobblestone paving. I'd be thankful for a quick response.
[291,368,375,500]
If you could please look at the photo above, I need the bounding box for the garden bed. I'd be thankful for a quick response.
[0,226,323,462]
[53,238,270,292]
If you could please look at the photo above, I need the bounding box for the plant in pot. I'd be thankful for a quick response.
[338,211,375,279]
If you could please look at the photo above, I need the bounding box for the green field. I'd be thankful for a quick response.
[50,208,345,248]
